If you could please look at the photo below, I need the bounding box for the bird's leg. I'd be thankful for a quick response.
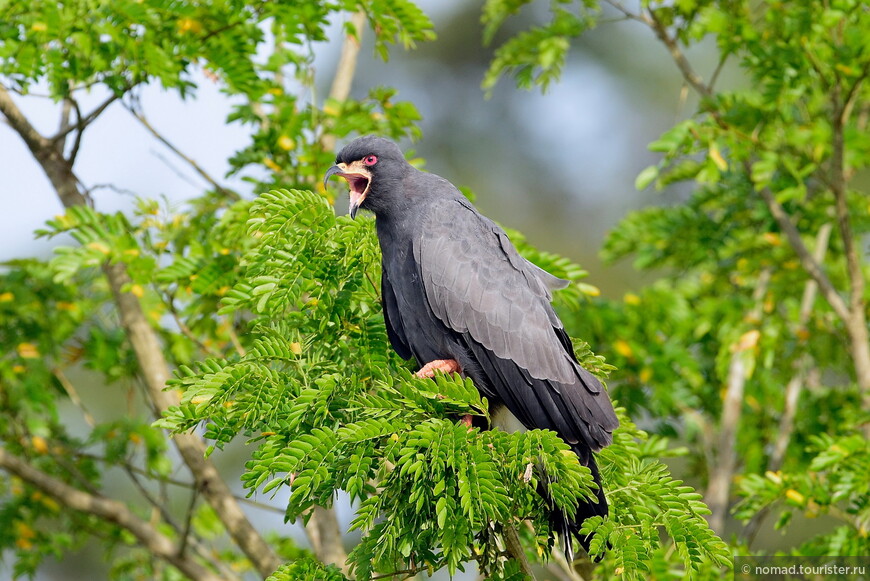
[416,359,472,428]
[415,359,462,378]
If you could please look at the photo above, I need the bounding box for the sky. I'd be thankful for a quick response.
[0,2,465,263]
[0,0,712,295]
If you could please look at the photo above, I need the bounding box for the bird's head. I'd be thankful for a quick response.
[323,135,409,219]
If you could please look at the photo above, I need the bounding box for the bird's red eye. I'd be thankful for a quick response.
[363,155,378,166]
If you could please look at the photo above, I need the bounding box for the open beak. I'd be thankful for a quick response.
[323,162,372,219]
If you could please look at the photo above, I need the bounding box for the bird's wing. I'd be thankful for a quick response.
[414,199,617,451]
[381,267,413,360]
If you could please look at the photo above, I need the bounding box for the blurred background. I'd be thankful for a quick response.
[1,1,736,578]
[2,0,725,292]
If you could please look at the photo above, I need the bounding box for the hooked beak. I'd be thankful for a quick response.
[323,162,372,219]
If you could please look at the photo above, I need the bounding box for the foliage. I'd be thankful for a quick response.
[735,433,870,556]
[152,188,729,579]
[2,168,729,579]
[484,0,870,567]
[1,0,728,571]
[6,0,864,579]
[0,0,432,578]
[267,557,349,581]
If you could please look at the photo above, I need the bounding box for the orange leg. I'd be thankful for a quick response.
[415,359,462,378]
[416,359,471,428]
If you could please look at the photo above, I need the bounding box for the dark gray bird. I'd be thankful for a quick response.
[324,135,618,560]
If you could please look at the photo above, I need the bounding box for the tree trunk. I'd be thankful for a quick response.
[706,269,771,534]
[0,85,281,579]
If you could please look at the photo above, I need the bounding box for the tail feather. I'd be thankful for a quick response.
[541,451,607,562]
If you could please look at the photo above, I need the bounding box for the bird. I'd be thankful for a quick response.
[324,135,618,561]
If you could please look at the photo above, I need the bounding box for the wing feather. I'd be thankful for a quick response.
[415,199,618,450]
[381,270,412,360]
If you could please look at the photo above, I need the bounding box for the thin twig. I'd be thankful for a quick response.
[601,0,647,25]
[755,185,849,321]
[68,97,85,164]
[363,270,381,296]
[742,223,832,544]
[126,105,240,201]
[53,453,103,496]
[0,448,228,581]
[644,8,712,99]
[122,464,239,580]
[226,316,247,358]
[706,268,771,533]
[124,464,182,533]
[319,10,367,153]
[150,149,204,189]
[370,567,423,580]
[49,91,124,144]
[165,292,223,357]
[707,53,729,91]
[87,182,141,198]
[53,367,97,427]
[178,486,199,557]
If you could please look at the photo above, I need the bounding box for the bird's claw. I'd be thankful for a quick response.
[416,359,462,378]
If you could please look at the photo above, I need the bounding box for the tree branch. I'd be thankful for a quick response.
[643,8,713,99]
[58,97,74,152]
[830,73,870,414]
[0,447,227,581]
[0,84,89,209]
[770,223,832,472]
[503,520,536,579]
[105,263,282,577]
[49,91,124,145]
[303,506,350,576]
[755,186,850,321]
[706,268,771,533]
[742,223,832,544]
[319,10,367,154]
[0,83,51,154]
[126,105,240,201]
[831,81,864,319]
[2,82,280,578]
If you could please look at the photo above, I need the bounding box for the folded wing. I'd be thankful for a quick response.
[414,199,618,453]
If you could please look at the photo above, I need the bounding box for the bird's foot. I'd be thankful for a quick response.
[416,360,470,429]
[415,359,462,378]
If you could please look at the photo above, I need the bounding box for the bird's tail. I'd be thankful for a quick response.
[540,450,608,562]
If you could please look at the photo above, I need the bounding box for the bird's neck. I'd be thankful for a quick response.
[375,212,409,244]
